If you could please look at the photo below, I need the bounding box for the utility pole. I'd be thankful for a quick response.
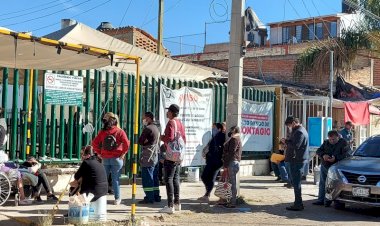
[329,51,333,117]
[157,0,164,55]
[226,0,245,195]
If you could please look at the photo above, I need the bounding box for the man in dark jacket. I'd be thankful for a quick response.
[198,123,225,202]
[138,112,161,204]
[284,116,309,211]
[313,130,349,206]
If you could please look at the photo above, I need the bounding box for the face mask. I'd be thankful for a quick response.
[212,128,218,136]
[228,132,232,137]
[143,119,148,126]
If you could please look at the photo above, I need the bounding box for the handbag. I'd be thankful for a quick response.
[214,169,232,201]
[270,153,285,163]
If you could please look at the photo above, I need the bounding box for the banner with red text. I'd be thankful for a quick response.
[159,85,213,166]
[241,99,273,152]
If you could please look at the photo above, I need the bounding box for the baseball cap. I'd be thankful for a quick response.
[103,112,117,120]
[166,104,180,113]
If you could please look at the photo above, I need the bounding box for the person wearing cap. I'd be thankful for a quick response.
[138,112,161,204]
[159,104,186,214]
[284,116,309,211]
[92,112,130,205]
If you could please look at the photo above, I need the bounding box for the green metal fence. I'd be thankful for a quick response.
[0,68,276,175]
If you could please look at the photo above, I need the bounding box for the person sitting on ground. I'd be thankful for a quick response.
[270,140,289,183]
[70,145,108,202]
[198,122,225,202]
[20,156,58,202]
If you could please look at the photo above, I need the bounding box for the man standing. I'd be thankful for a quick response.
[138,112,161,204]
[284,116,309,211]
[339,121,353,149]
[159,104,186,214]
[313,130,349,207]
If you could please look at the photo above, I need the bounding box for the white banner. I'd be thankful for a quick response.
[241,99,273,152]
[159,85,213,166]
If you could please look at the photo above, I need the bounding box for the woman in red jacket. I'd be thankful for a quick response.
[92,112,130,205]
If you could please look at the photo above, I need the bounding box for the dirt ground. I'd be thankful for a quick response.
[141,176,380,226]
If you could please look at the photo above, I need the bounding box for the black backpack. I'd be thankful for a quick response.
[102,130,120,151]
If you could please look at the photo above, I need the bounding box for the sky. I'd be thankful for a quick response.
[0,0,343,55]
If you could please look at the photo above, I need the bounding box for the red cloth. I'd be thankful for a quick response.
[344,102,370,125]
[92,126,130,159]
[161,118,186,144]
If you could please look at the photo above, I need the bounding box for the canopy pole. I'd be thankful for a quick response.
[131,58,141,226]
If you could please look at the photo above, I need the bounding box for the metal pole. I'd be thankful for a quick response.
[131,59,141,225]
[329,51,334,118]
[157,0,164,55]
[226,0,245,196]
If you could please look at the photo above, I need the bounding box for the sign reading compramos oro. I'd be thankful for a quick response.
[44,72,83,106]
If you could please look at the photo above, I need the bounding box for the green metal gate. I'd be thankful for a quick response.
[0,67,276,175]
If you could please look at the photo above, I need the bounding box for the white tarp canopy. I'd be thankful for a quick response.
[0,28,111,70]
[44,23,221,81]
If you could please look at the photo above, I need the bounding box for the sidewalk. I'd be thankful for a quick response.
[0,176,379,225]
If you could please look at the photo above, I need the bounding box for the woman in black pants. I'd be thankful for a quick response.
[198,123,225,202]
[21,156,58,202]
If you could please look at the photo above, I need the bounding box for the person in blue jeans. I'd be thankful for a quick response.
[92,112,130,205]
[138,112,161,204]
[284,116,309,211]
[222,126,242,208]
[271,141,289,183]
[314,130,349,207]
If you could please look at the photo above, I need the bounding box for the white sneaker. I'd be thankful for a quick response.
[174,203,181,212]
[114,198,121,205]
[159,206,174,214]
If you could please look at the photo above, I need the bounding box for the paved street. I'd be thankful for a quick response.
[0,176,379,225]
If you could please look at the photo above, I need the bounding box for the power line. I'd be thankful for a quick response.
[2,0,91,27]
[32,0,112,32]
[139,0,155,28]
[0,0,75,21]
[164,32,205,40]
[163,39,203,49]
[141,0,183,28]
[0,0,69,17]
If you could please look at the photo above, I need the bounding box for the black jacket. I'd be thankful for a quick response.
[206,132,226,167]
[316,139,350,168]
[285,125,309,163]
[74,156,108,201]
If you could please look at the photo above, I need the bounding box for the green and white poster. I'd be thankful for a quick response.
[44,72,83,106]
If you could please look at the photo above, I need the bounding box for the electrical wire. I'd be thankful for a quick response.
[139,0,156,28]
[0,0,75,21]
[2,0,91,27]
[32,0,112,32]
[209,0,229,22]
[0,0,70,17]
[141,0,183,28]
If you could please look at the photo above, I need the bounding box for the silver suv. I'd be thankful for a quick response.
[325,135,380,209]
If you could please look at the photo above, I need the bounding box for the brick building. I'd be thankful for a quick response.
[97,22,170,57]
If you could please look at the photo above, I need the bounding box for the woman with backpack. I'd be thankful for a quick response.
[92,112,130,205]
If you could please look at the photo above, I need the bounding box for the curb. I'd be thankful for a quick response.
[0,212,33,225]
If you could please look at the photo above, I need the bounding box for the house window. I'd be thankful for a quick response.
[316,23,323,39]
[296,25,302,42]
[282,26,289,43]
[308,23,314,40]
[330,21,337,37]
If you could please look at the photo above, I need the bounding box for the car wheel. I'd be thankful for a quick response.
[334,200,345,210]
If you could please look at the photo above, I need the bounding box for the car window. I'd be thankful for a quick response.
[354,137,380,158]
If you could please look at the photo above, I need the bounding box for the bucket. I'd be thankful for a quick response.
[187,167,200,182]
[89,195,107,222]
[314,165,321,185]
[68,203,89,225]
